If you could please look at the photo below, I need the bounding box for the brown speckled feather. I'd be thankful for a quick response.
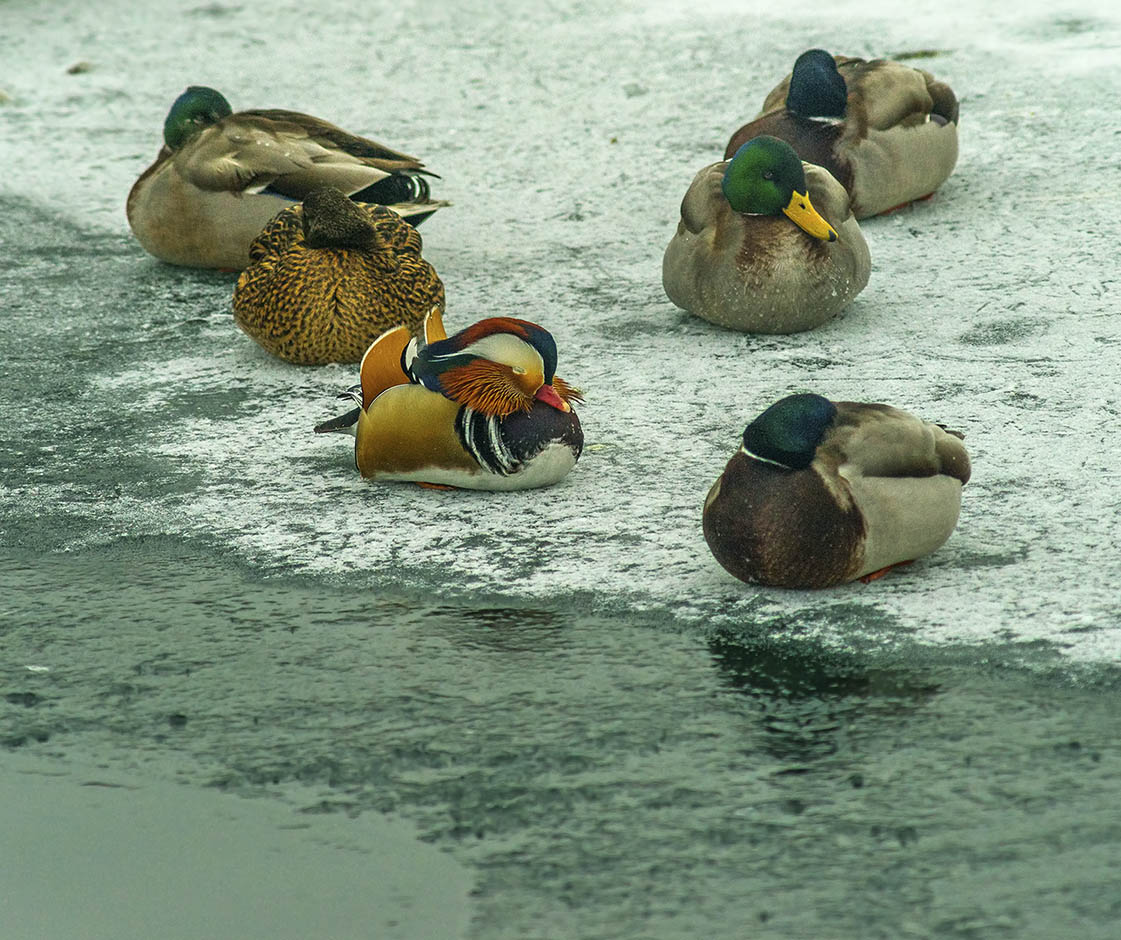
[233,202,444,365]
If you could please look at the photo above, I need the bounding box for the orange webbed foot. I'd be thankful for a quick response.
[859,559,916,584]
[415,481,459,491]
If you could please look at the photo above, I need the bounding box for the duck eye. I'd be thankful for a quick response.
[763,171,774,180]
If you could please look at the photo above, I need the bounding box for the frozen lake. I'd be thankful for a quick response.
[2,0,1120,937]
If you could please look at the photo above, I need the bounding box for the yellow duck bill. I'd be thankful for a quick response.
[783,190,837,242]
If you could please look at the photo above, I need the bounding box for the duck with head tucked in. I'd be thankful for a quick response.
[315,309,584,490]
[703,393,971,589]
[725,49,959,219]
[663,134,870,333]
[127,85,448,269]
[232,187,444,365]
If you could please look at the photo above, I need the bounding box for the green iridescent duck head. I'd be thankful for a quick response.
[786,49,848,118]
[721,135,837,242]
[163,86,233,150]
[742,393,838,469]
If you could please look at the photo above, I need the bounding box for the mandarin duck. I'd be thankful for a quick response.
[662,135,870,333]
[127,85,448,269]
[315,309,584,490]
[725,49,959,219]
[703,393,971,588]
[232,187,444,365]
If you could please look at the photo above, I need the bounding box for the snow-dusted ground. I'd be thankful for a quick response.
[3,0,1120,661]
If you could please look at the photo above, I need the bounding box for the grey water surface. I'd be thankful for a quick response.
[4,533,1121,939]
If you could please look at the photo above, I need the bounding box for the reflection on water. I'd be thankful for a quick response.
[709,629,939,701]
[430,605,567,652]
[709,630,940,763]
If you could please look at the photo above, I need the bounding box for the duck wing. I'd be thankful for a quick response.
[823,402,971,484]
[173,111,431,200]
[243,109,426,167]
[840,59,959,131]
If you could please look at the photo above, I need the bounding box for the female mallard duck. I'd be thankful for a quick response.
[662,135,870,333]
[725,49,959,219]
[314,309,584,490]
[127,85,448,270]
[703,393,971,588]
[232,187,444,365]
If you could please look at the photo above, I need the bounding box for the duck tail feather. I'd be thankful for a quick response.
[314,406,361,435]
[351,172,431,205]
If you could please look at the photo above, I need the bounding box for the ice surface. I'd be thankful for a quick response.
[2,0,1120,661]
[1,753,471,940]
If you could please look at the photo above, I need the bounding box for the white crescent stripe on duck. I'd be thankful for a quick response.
[486,414,512,470]
[740,445,794,470]
[454,407,520,476]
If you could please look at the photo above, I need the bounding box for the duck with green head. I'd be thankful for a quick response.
[127,85,448,270]
[725,50,959,218]
[703,393,972,589]
[662,135,870,333]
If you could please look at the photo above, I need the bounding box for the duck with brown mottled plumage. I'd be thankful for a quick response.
[662,135,870,333]
[232,187,445,365]
[703,393,971,589]
[725,50,959,218]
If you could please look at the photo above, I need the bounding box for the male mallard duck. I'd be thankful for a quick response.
[315,309,584,490]
[725,50,959,219]
[703,393,971,588]
[662,135,870,333]
[127,85,448,269]
[232,187,444,365]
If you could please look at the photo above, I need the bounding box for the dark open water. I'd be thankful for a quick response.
[4,537,1121,939]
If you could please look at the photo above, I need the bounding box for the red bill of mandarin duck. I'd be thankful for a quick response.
[315,310,584,490]
[127,86,448,269]
[703,393,971,588]
[662,135,869,333]
[232,187,445,365]
[725,49,959,219]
